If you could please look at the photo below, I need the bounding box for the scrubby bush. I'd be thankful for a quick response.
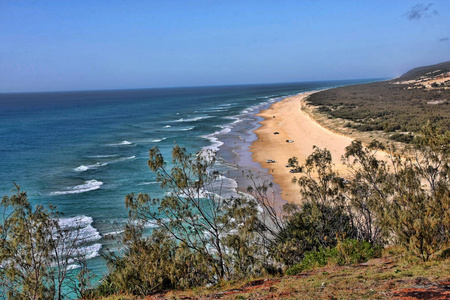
[334,238,382,265]
[95,228,211,296]
[343,124,450,261]
[286,239,381,275]
[273,202,356,267]
[306,79,450,139]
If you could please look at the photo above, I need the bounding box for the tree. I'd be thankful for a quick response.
[112,145,266,294]
[292,146,357,246]
[0,184,91,299]
[342,123,450,260]
[274,147,357,267]
[342,140,388,245]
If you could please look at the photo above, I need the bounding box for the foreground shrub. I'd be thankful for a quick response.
[286,239,381,275]
[334,238,382,265]
[274,202,356,267]
[95,228,210,296]
[277,147,358,267]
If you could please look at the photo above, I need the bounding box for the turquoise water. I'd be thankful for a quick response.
[0,80,377,278]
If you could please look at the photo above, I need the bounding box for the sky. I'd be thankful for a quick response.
[0,0,449,93]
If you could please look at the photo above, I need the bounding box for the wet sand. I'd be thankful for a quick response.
[250,92,354,204]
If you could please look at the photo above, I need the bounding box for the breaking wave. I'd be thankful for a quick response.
[172,116,212,123]
[74,162,107,172]
[108,140,135,146]
[50,180,103,195]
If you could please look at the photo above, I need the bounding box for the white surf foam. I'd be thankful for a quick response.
[136,138,167,143]
[74,162,107,172]
[200,125,233,153]
[58,215,102,243]
[197,107,227,113]
[108,140,135,146]
[151,138,166,142]
[50,180,103,195]
[173,116,212,123]
[163,126,195,131]
[54,216,102,268]
[138,181,159,185]
[180,126,195,131]
[65,243,102,269]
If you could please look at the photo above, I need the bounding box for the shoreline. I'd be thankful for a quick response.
[250,92,354,204]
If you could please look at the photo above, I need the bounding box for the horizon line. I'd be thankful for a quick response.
[0,77,389,96]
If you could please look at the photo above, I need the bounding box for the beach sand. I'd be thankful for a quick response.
[250,92,354,204]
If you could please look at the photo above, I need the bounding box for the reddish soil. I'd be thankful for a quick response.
[391,279,450,300]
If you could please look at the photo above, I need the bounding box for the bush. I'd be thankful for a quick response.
[390,133,414,143]
[285,239,381,275]
[343,125,450,261]
[0,185,92,299]
[274,202,356,267]
[334,238,382,265]
[95,228,211,296]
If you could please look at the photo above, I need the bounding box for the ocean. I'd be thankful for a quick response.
[0,79,377,278]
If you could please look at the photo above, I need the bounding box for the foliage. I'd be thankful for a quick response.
[97,122,448,296]
[286,238,381,275]
[0,184,91,300]
[342,123,450,261]
[95,227,211,295]
[274,202,355,267]
[100,146,268,296]
[342,140,388,245]
[275,147,357,267]
[334,238,382,265]
[307,80,450,137]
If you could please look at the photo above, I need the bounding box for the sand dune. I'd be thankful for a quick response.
[250,92,354,204]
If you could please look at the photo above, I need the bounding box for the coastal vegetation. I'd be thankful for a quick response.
[0,185,92,299]
[1,121,448,299]
[85,123,447,298]
[306,61,450,143]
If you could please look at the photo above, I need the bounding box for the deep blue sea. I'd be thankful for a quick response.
[0,79,377,279]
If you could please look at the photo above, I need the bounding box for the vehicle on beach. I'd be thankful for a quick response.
[266,159,276,163]
[286,140,294,143]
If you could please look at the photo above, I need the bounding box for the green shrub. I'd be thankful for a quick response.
[334,239,382,265]
[286,247,336,275]
[286,239,381,275]
[273,202,357,267]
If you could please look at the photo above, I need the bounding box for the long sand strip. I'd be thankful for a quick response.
[250,92,354,204]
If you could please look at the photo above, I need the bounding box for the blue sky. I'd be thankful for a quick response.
[0,1,449,92]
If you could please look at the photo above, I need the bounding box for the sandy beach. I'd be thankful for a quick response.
[250,92,354,204]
